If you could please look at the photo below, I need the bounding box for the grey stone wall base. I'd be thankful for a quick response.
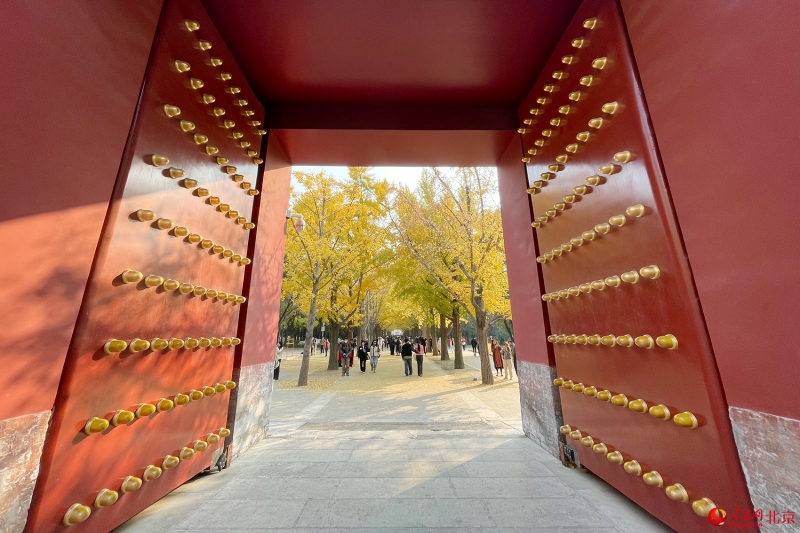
[730,406,800,532]
[0,410,51,533]
[230,361,274,460]
[517,360,563,458]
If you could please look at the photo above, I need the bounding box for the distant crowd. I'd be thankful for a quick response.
[279,335,516,380]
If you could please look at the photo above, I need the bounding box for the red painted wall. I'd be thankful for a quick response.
[0,0,163,422]
[621,0,800,420]
[497,139,553,366]
[237,136,292,368]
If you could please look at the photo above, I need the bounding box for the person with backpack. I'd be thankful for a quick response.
[401,337,414,376]
[370,339,380,372]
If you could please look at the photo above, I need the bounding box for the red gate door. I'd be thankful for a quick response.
[25,0,265,531]
[519,0,754,531]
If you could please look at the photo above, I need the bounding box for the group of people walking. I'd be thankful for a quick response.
[335,336,426,377]
[337,339,382,376]
[333,335,514,380]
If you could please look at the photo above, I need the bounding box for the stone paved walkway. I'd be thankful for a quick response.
[115,353,672,532]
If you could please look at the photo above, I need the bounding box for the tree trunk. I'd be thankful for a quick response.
[298,281,320,386]
[453,306,464,369]
[475,305,493,384]
[439,312,449,360]
[430,319,439,357]
[327,321,341,370]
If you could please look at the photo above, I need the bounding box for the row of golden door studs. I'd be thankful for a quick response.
[60,18,256,528]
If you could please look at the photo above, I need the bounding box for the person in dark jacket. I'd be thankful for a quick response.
[339,340,353,376]
[471,337,478,355]
[401,338,414,376]
[357,340,369,373]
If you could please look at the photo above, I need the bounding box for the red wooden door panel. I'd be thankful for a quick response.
[25,0,265,531]
[518,0,754,531]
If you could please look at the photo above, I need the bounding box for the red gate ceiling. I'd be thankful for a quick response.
[201,0,582,165]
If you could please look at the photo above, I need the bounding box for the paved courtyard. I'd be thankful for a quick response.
[115,352,672,532]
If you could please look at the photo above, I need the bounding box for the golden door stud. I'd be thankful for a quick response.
[168,338,185,350]
[121,270,143,284]
[656,334,679,350]
[571,37,588,48]
[559,424,571,434]
[163,105,181,117]
[624,460,642,476]
[643,471,663,487]
[606,451,623,464]
[692,498,718,517]
[143,465,162,482]
[174,60,191,73]
[151,338,168,350]
[184,20,199,31]
[135,403,156,418]
[63,504,91,526]
[649,404,671,420]
[639,265,661,279]
[162,455,180,469]
[592,57,608,70]
[592,443,607,454]
[174,393,191,406]
[202,94,216,104]
[583,18,599,29]
[665,483,689,503]
[611,394,628,407]
[628,399,648,413]
[83,417,109,435]
[103,339,127,355]
[111,410,134,426]
[621,271,639,284]
[180,447,195,461]
[673,412,699,429]
[144,275,164,288]
[120,476,142,494]
[635,334,654,349]
[561,55,577,64]
[136,209,156,222]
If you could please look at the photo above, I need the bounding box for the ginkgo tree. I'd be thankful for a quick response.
[283,168,389,386]
[389,167,510,384]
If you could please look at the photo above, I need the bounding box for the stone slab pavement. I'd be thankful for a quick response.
[115,353,673,532]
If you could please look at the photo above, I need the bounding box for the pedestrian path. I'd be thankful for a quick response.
[115,353,672,532]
